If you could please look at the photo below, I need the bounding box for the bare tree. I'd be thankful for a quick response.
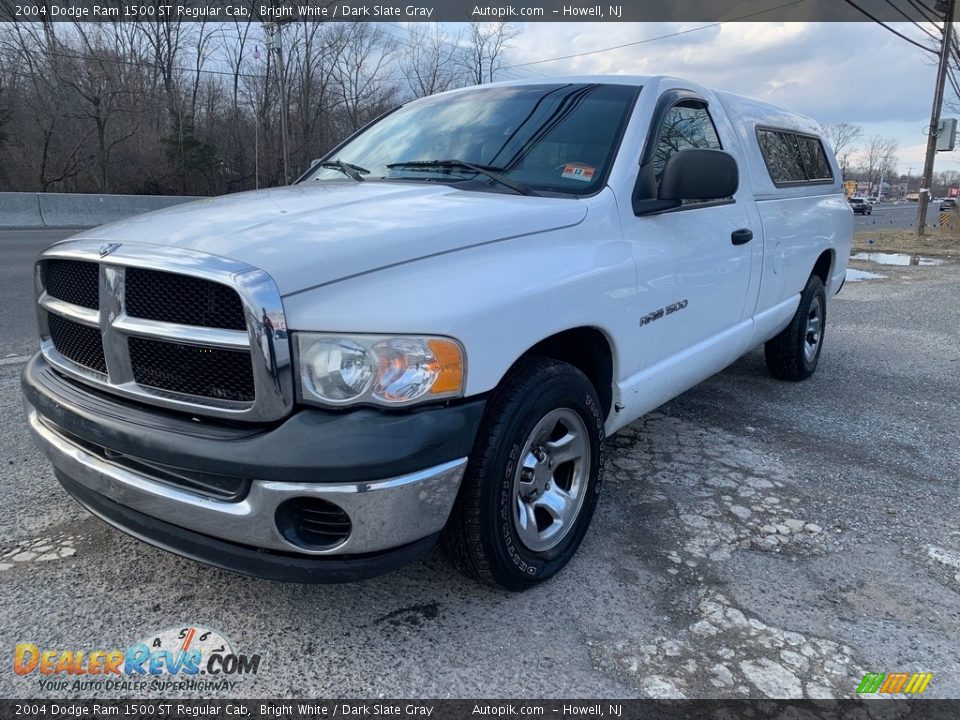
[824,122,863,176]
[334,24,398,133]
[2,23,92,191]
[285,22,349,172]
[0,19,502,194]
[54,24,147,192]
[400,25,468,98]
[858,135,900,197]
[466,22,518,85]
[218,20,261,190]
[132,18,189,118]
[0,26,11,154]
[933,168,960,196]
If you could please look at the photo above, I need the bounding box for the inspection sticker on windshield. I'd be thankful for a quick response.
[562,164,595,182]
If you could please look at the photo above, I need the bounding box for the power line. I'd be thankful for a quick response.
[948,68,960,98]
[881,0,941,40]
[907,0,943,27]
[502,0,807,70]
[948,38,960,97]
[909,0,942,23]
[840,0,940,53]
[947,42,960,96]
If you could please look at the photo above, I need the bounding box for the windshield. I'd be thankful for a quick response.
[302,83,639,196]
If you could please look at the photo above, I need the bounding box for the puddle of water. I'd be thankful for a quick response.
[852,252,946,266]
[845,269,887,282]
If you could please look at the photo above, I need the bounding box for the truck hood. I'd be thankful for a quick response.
[67,182,588,295]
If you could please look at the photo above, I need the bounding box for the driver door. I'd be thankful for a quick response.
[621,92,755,371]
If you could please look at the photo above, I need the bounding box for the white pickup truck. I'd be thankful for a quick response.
[22,76,851,590]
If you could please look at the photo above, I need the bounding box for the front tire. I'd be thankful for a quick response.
[764,274,827,381]
[442,357,605,591]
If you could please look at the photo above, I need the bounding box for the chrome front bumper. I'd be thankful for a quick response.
[25,402,466,557]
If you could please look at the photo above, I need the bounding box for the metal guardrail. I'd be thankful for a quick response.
[0,192,205,229]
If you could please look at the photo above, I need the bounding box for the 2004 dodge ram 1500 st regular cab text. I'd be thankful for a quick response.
[22,76,852,590]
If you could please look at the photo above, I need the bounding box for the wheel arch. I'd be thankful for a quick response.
[505,326,616,422]
[812,248,834,286]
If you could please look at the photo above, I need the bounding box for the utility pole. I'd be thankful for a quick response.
[917,0,956,235]
[252,45,262,190]
[264,22,291,185]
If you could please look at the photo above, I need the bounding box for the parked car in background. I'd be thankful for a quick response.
[849,197,872,215]
[866,197,878,204]
[939,198,957,211]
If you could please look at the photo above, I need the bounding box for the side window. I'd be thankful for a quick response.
[797,136,833,180]
[758,129,834,185]
[651,101,722,187]
[757,130,806,183]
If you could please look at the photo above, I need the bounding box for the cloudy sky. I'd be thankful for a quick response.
[493,22,955,175]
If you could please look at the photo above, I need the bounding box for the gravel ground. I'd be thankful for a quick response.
[0,230,957,700]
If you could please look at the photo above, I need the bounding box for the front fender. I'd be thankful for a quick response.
[281,197,636,399]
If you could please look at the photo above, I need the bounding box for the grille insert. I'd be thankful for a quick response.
[45,260,99,310]
[48,314,106,374]
[276,498,352,549]
[126,267,246,330]
[128,337,255,402]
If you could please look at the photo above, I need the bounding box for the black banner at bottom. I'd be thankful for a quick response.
[2,699,960,720]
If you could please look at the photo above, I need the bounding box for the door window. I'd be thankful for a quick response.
[651,102,722,188]
[636,100,724,203]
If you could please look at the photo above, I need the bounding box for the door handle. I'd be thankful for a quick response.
[731,228,753,245]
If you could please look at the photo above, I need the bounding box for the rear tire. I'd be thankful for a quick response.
[764,274,827,381]
[442,357,605,591]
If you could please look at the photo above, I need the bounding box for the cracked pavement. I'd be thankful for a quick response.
[1,230,958,700]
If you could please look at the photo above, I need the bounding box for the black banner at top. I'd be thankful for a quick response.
[0,0,950,23]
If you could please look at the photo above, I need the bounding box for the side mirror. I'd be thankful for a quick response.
[659,148,739,202]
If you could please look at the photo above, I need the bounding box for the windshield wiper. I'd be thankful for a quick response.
[385,159,538,196]
[316,159,369,182]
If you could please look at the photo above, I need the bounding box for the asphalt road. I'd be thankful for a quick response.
[1,229,958,700]
[0,229,86,360]
[853,202,918,231]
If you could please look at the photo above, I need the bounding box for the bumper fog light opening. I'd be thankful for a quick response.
[275,497,353,551]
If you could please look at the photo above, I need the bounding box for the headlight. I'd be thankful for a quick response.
[295,333,465,407]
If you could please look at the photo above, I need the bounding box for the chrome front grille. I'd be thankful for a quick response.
[35,241,293,422]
